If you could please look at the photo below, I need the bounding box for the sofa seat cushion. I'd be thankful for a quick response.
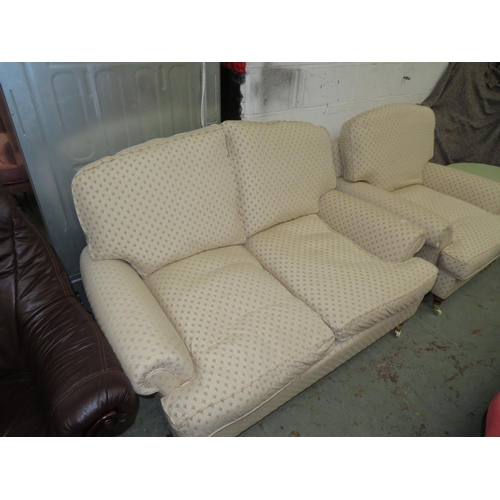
[394,185,500,280]
[245,215,438,341]
[144,245,335,437]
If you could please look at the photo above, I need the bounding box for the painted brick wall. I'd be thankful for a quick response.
[241,62,448,138]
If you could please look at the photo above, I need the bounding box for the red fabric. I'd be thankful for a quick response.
[485,391,500,437]
[221,62,246,74]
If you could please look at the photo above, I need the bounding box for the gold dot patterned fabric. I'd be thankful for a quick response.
[72,125,246,277]
[209,302,420,436]
[415,244,441,266]
[423,162,500,215]
[394,185,500,280]
[245,214,438,341]
[336,177,453,250]
[72,118,446,437]
[318,189,426,262]
[144,245,335,437]
[340,103,435,192]
[80,247,195,397]
[223,120,336,237]
[432,268,474,300]
[331,138,344,177]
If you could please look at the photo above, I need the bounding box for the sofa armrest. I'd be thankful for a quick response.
[319,189,426,262]
[8,194,136,437]
[21,291,136,437]
[80,247,195,398]
[336,177,453,250]
[423,162,500,215]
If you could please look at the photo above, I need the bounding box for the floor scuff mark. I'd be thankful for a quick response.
[414,423,428,437]
[354,387,365,398]
[425,340,450,351]
[371,353,404,384]
[445,355,473,382]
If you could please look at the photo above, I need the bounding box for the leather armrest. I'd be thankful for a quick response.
[80,247,195,398]
[336,177,453,250]
[8,194,136,437]
[423,162,500,215]
[21,292,136,436]
[319,189,426,262]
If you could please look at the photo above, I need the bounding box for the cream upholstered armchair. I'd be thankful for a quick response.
[333,103,500,314]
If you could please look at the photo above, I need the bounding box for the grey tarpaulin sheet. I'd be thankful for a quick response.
[422,62,500,167]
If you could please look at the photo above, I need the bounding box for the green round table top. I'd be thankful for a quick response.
[448,162,500,182]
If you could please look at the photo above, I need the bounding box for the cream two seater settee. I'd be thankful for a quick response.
[71,120,437,437]
[332,103,500,314]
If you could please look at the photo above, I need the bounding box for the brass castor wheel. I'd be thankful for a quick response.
[432,295,444,316]
[394,325,402,338]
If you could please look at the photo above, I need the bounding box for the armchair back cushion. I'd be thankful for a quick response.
[340,103,435,191]
[72,125,246,277]
[223,120,336,237]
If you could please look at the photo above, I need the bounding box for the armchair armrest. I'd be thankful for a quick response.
[80,247,195,398]
[423,162,500,215]
[336,177,453,250]
[319,189,425,262]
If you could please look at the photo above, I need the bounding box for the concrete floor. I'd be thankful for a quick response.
[120,259,500,437]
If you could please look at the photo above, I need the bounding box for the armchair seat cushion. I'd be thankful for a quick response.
[144,245,335,437]
[394,185,500,280]
[244,214,438,341]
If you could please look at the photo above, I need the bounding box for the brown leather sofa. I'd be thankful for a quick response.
[0,183,136,436]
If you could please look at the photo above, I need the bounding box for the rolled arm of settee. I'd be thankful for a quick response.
[423,162,500,215]
[336,177,453,250]
[80,247,195,399]
[319,189,426,262]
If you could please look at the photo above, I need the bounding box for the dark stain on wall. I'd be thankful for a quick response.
[251,65,296,111]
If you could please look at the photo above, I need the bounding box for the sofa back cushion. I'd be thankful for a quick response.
[332,138,344,177]
[223,120,336,237]
[340,103,435,192]
[72,125,246,277]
